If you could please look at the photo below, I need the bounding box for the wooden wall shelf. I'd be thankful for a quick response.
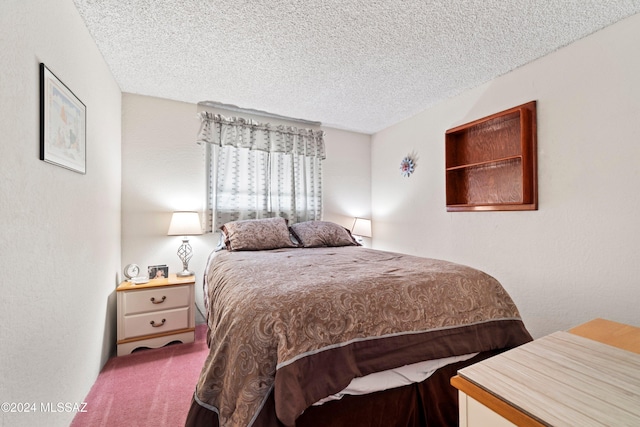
[445,101,537,212]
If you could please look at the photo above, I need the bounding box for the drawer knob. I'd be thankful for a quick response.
[150,319,166,327]
[150,296,166,304]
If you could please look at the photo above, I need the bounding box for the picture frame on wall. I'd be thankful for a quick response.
[39,63,86,174]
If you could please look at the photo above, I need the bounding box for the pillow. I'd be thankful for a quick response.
[221,217,298,251]
[289,221,359,248]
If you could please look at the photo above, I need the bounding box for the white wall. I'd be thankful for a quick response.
[371,13,640,339]
[0,1,122,426]
[121,94,372,317]
[121,94,212,321]
[321,127,372,231]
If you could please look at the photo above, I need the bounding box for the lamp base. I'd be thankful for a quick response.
[176,269,194,277]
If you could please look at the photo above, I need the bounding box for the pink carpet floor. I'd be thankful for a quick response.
[71,324,208,426]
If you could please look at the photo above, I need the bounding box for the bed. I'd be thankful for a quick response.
[186,218,532,427]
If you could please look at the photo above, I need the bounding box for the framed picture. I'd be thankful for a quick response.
[40,63,86,174]
[148,264,169,280]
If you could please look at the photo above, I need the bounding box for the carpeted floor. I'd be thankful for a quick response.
[71,324,208,427]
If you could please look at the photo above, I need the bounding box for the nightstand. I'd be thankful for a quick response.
[116,273,196,356]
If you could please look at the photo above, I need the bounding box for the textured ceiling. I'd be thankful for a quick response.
[73,0,640,134]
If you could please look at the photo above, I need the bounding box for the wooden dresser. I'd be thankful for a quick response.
[451,318,640,426]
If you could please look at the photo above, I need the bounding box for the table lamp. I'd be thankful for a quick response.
[167,211,203,277]
[351,217,372,244]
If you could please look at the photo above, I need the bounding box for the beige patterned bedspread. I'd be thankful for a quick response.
[194,246,531,427]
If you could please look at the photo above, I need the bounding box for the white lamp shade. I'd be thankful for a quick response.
[351,217,372,238]
[167,211,203,236]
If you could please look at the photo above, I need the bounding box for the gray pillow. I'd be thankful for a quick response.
[221,217,297,251]
[289,221,359,248]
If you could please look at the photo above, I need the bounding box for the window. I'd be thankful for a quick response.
[197,113,325,231]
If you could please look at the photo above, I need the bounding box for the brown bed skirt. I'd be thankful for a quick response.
[185,350,501,427]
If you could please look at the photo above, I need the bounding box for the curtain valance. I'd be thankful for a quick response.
[197,112,326,159]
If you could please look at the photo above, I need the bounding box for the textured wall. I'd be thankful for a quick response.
[371,13,640,339]
[121,94,372,316]
[0,1,122,426]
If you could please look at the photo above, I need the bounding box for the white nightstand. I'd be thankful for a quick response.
[116,274,195,356]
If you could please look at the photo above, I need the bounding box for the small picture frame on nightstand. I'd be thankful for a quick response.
[148,264,168,280]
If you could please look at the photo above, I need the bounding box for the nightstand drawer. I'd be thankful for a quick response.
[123,307,190,339]
[122,284,190,315]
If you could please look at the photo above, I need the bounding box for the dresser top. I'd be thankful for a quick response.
[458,331,640,426]
[117,273,195,291]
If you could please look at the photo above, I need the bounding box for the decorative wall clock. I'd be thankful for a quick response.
[400,156,415,177]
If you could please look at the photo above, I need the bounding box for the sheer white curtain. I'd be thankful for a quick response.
[197,112,325,231]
